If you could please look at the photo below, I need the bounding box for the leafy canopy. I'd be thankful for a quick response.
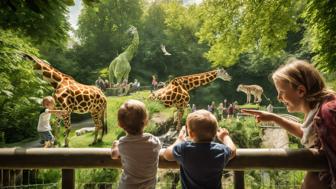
[197,0,300,67]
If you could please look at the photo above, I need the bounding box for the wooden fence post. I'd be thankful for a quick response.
[234,171,245,189]
[62,169,75,189]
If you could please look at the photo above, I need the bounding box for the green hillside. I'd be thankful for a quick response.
[68,91,175,148]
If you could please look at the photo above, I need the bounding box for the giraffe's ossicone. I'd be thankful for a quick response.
[24,53,107,147]
[149,69,232,130]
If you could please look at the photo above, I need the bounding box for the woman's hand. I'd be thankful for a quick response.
[241,109,276,123]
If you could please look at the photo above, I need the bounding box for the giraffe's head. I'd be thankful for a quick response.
[23,53,74,88]
[126,25,137,35]
[216,68,231,81]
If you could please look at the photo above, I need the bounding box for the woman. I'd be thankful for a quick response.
[243,58,336,188]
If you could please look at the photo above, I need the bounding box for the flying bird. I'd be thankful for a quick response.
[161,44,172,56]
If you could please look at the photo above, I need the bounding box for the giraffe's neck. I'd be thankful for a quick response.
[26,54,70,89]
[124,31,139,62]
[172,70,218,91]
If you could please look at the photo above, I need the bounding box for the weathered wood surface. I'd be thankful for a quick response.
[0,148,328,171]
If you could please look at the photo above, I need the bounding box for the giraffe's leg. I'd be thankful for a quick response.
[176,108,184,131]
[62,114,71,147]
[91,112,103,145]
[97,111,105,142]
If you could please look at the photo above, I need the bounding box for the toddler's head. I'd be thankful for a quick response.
[118,99,148,135]
[42,96,55,109]
[186,110,218,142]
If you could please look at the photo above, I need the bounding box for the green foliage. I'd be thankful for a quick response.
[220,117,262,148]
[238,104,260,109]
[0,30,52,143]
[99,68,109,80]
[132,2,211,85]
[0,0,70,49]
[37,169,61,184]
[77,168,119,186]
[68,91,174,147]
[246,170,305,188]
[146,101,167,116]
[197,0,300,67]
[68,0,143,83]
[302,0,336,72]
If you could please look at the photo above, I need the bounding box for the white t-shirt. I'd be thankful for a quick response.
[301,104,319,148]
[37,109,52,132]
[118,133,161,189]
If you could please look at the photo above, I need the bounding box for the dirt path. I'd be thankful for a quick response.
[20,119,94,148]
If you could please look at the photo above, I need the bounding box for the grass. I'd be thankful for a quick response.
[238,103,260,109]
[68,90,175,148]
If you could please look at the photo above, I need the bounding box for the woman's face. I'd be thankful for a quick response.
[274,79,305,113]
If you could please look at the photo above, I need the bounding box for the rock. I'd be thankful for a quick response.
[75,127,95,136]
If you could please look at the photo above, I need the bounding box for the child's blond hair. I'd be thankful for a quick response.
[118,99,148,135]
[186,110,218,142]
[42,96,55,107]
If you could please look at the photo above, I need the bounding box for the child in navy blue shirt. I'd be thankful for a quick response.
[160,109,236,189]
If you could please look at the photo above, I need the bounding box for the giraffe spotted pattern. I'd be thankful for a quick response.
[24,53,107,147]
[150,69,231,130]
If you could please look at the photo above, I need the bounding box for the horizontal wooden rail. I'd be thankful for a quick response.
[0,148,328,171]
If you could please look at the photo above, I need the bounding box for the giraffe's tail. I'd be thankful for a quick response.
[102,105,108,135]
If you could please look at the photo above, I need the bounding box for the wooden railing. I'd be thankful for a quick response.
[0,148,328,189]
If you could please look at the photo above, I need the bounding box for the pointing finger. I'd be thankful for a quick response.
[241,109,262,115]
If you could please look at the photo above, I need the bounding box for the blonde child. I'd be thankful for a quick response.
[37,96,66,148]
[111,99,161,189]
[161,110,236,189]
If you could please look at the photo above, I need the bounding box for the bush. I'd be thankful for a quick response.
[219,117,262,148]
[0,29,52,143]
[76,168,120,187]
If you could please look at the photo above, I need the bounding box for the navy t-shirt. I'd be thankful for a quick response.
[173,141,232,189]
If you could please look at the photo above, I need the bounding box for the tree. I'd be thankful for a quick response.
[0,0,70,49]
[70,0,143,83]
[132,2,211,84]
[302,0,336,72]
[0,30,52,143]
[197,0,300,67]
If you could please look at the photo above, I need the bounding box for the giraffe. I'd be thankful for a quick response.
[109,25,139,89]
[149,69,231,130]
[23,53,107,147]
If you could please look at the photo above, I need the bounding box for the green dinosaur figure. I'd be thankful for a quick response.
[109,26,139,86]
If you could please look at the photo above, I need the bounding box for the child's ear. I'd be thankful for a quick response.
[117,122,124,129]
[187,126,194,137]
[144,118,149,126]
[297,85,306,97]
